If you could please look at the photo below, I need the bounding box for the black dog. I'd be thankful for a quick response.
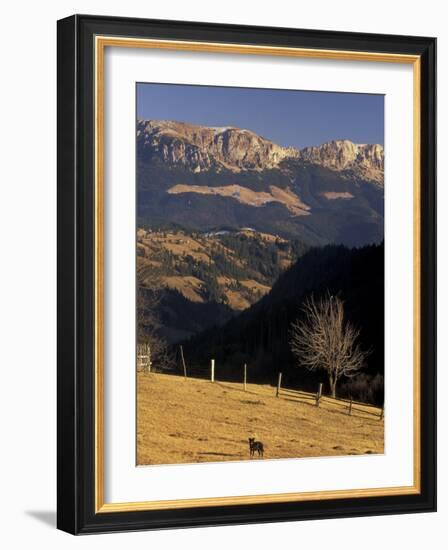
[248,437,264,457]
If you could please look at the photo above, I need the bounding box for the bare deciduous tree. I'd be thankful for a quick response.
[137,282,174,371]
[289,294,368,398]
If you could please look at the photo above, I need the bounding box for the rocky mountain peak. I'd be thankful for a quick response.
[299,140,384,185]
[137,119,298,172]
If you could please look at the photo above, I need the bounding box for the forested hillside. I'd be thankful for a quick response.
[137,226,308,342]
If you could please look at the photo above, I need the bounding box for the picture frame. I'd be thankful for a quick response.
[57,14,436,534]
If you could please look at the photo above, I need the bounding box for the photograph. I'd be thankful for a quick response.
[135,83,385,466]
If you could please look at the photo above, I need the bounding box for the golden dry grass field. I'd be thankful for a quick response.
[137,372,384,465]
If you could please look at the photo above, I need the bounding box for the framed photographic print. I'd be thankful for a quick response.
[57,14,436,534]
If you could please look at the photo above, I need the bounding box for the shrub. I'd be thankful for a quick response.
[339,373,384,406]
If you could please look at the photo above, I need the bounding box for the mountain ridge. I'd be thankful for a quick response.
[137,119,384,184]
[137,118,385,247]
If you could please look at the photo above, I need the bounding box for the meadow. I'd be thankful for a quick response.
[137,372,384,465]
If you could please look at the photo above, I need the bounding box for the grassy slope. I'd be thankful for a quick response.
[137,373,384,465]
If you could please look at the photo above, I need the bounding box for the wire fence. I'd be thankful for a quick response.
[137,346,384,421]
[276,380,384,420]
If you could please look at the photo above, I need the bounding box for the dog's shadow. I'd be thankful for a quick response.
[198,451,240,457]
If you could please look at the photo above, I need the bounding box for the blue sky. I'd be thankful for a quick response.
[137,83,384,149]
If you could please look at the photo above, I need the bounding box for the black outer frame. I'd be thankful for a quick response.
[57,14,436,535]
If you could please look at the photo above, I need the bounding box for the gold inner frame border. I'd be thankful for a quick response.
[94,36,421,513]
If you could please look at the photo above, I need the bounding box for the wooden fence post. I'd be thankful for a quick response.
[180,345,187,379]
[348,397,353,416]
[147,343,152,373]
[243,363,247,391]
[276,372,282,397]
[315,382,323,407]
[211,359,215,383]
